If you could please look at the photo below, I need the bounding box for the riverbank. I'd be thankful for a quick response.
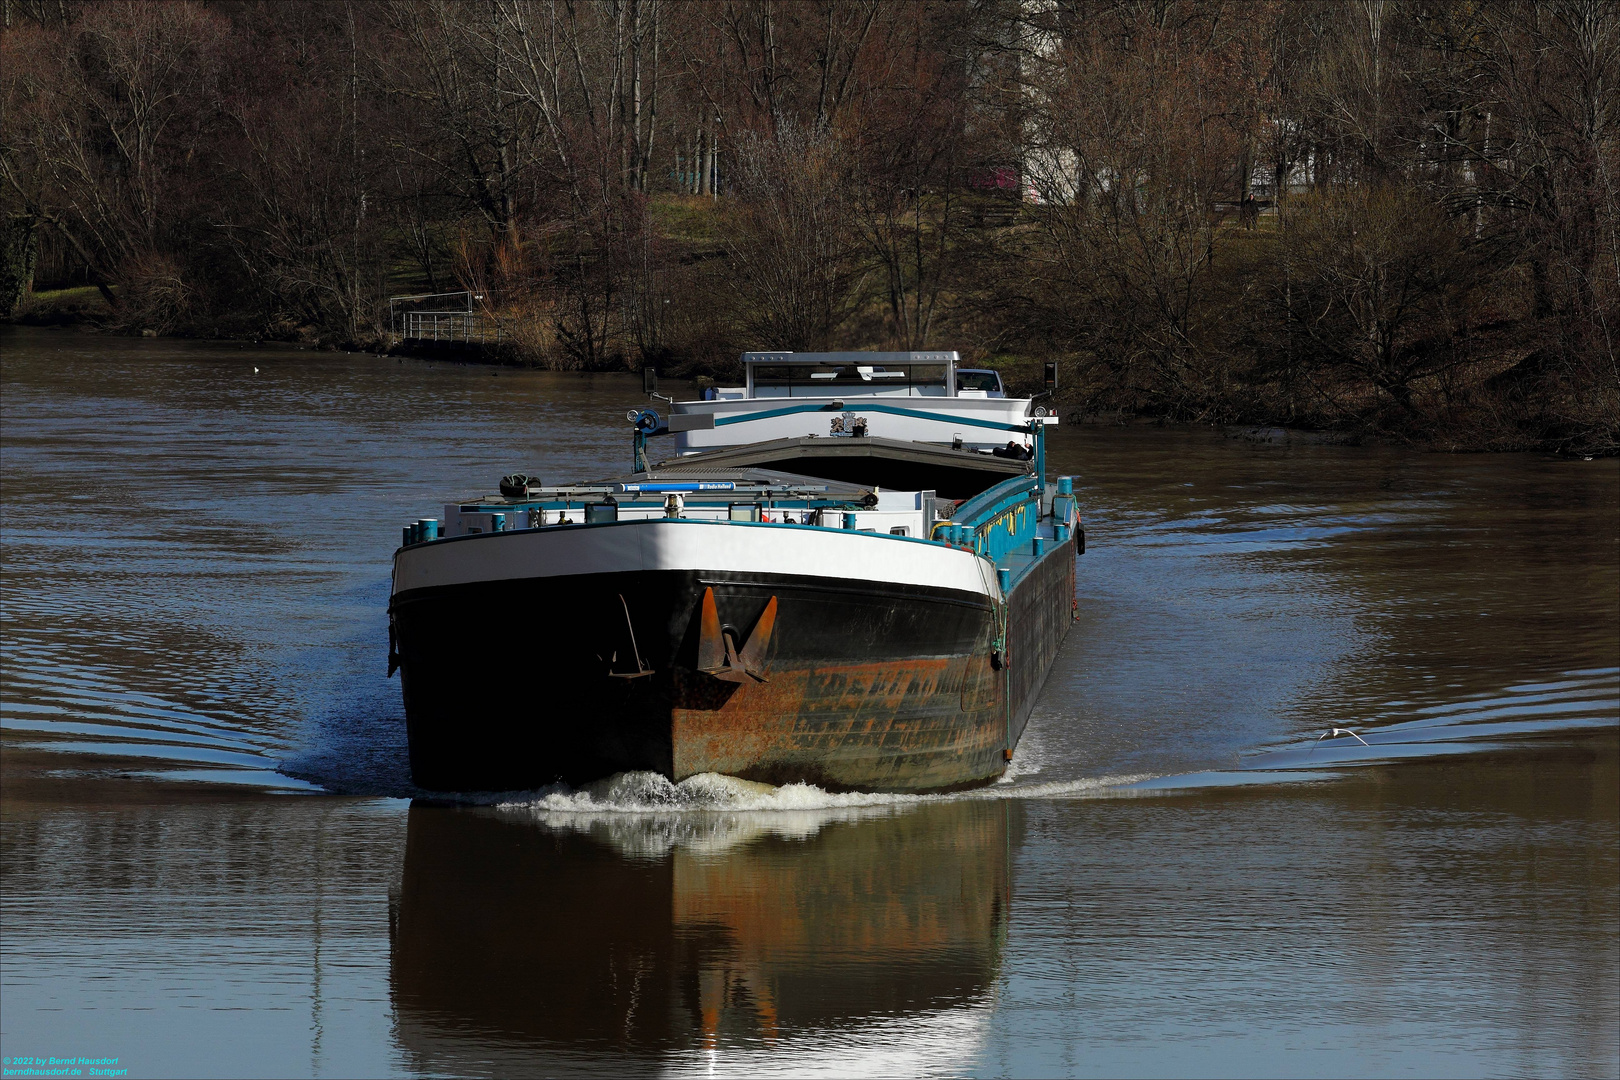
[4,311,1613,456]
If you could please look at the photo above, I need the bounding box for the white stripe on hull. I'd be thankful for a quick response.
[392,519,1000,600]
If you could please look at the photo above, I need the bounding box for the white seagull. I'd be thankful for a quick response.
[1317,727,1370,747]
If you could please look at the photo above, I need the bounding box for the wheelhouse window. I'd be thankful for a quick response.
[956,371,1003,394]
[750,363,949,396]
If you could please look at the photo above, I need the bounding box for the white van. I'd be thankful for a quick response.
[954,369,1005,398]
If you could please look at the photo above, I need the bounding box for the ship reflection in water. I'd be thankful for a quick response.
[389,798,1017,1075]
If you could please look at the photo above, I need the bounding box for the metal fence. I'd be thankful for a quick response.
[399,310,503,344]
[389,291,504,346]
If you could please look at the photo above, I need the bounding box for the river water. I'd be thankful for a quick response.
[1,326,1616,1078]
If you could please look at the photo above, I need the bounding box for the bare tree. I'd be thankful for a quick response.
[724,124,863,350]
[847,3,984,350]
[380,0,540,250]
[482,0,674,365]
[0,0,227,322]
[697,0,880,136]
[217,1,389,342]
[1018,3,1242,414]
[1281,185,1481,415]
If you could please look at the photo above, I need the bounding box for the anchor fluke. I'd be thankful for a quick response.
[607,594,655,678]
[697,588,776,683]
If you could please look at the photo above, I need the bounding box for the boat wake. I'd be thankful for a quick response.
[489,769,1148,857]
[271,667,1615,807]
[1239,665,1619,771]
[491,768,1149,814]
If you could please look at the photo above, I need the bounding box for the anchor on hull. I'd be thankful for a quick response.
[696,587,777,683]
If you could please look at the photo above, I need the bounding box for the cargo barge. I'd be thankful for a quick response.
[388,352,1082,793]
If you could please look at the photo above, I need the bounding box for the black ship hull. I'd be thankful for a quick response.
[390,524,1075,793]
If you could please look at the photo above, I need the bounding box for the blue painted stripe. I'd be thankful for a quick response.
[616,481,737,492]
[857,403,1035,432]
[712,402,842,426]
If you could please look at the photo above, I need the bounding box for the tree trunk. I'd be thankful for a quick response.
[0,215,38,316]
[708,127,718,198]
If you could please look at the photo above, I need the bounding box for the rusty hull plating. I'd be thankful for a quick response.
[391,558,1048,792]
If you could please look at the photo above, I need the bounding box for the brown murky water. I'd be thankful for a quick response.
[2,326,1616,1077]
